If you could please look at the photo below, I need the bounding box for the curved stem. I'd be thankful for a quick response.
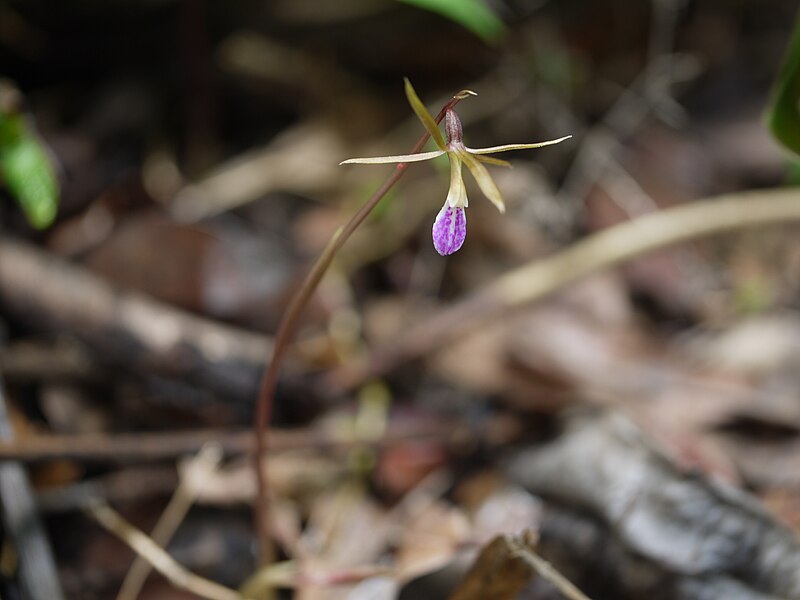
[253,91,468,563]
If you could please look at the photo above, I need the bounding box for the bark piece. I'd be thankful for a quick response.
[506,411,800,598]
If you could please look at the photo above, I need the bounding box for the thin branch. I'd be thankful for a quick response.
[0,235,272,402]
[511,538,591,600]
[448,531,591,600]
[252,88,472,562]
[0,419,451,463]
[87,499,246,600]
[351,188,800,383]
[116,444,223,600]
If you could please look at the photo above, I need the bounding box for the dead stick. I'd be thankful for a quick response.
[0,421,453,464]
[116,444,223,600]
[87,499,245,600]
[449,532,591,600]
[358,188,800,382]
[0,235,272,401]
[512,542,591,600]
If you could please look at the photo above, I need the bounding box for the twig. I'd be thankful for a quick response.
[510,537,592,600]
[0,235,272,401]
[0,370,65,600]
[171,122,343,222]
[116,444,223,600]
[448,531,591,600]
[87,499,246,600]
[239,561,394,597]
[0,419,452,463]
[252,87,473,562]
[0,429,250,463]
[350,188,800,383]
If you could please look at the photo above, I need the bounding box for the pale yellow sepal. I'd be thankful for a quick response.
[403,78,448,151]
[457,149,505,213]
[467,135,572,155]
[475,154,511,167]
[339,149,445,165]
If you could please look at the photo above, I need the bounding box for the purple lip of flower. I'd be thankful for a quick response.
[432,204,467,256]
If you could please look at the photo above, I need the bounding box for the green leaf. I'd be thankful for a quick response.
[0,113,59,229]
[396,0,505,43]
[768,14,800,156]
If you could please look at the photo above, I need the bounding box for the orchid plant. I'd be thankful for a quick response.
[341,79,570,255]
[255,81,569,562]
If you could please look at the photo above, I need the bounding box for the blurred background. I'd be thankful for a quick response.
[1,0,800,598]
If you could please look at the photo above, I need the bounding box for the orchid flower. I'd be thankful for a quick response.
[340,79,571,255]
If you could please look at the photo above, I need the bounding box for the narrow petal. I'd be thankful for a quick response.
[404,78,447,151]
[445,154,468,208]
[475,154,511,167]
[466,135,572,154]
[458,150,506,213]
[453,89,478,100]
[340,150,445,165]
[432,202,467,256]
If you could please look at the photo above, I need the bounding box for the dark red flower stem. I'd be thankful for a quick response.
[253,91,468,563]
